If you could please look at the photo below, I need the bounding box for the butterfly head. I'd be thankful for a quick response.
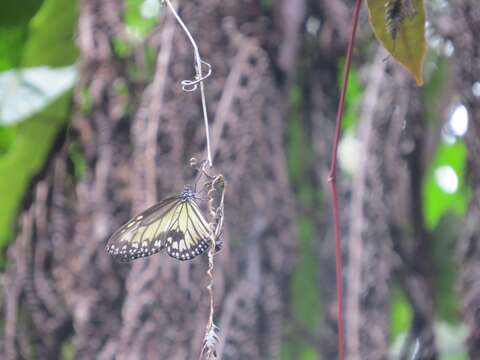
[180,185,196,202]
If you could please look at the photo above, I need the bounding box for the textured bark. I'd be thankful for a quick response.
[345,48,438,360]
[450,1,480,358]
[289,1,351,359]
[299,0,351,357]
[390,75,438,360]
[345,50,393,360]
[1,0,300,359]
[390,82,437,360]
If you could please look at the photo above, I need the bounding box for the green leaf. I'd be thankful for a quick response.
[338,60,362,131]
[125,0,161,42]
[367,0,426,85]
[61,339,75,360]
[0,26,28,71]
[0,125,17,155]
[422,57,448,122]
[0,0,44,27]
[21,0,79,67]
[423,141,468,230]
[68,142,87,180]
[390,287,412,341]
[0,0,78,260]
[0,65,77,124]
[0,92,72,256]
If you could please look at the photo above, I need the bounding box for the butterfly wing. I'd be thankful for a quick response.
[106,196,182,262]
[164,199,211,261]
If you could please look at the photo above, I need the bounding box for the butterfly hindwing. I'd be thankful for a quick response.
[165,200,211,261]
[106,197,181,262]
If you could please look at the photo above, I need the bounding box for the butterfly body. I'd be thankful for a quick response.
[106,186,212,262]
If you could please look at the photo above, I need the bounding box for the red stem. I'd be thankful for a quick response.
[328,0,363,359]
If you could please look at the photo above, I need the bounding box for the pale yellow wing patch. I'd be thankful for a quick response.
[165,200,211,261]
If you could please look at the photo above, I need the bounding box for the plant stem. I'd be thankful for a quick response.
[164,0,213,167]
[327,0,362,359]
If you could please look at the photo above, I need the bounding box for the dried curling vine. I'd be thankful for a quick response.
[194,159,226,360]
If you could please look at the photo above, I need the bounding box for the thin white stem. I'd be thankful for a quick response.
[163,0,213,167]
[410,339,420,360]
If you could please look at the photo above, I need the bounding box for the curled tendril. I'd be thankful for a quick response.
[163,0,213,166]
[181,60,213,92]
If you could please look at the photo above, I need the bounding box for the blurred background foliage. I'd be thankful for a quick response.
[0,0,472,359]
[281,29,469,358]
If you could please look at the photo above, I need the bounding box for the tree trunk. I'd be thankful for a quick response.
[450,1,480,358]
[2,0,301,358]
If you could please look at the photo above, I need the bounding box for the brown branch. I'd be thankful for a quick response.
[327,0,362,358]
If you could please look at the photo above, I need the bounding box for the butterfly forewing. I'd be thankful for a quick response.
[106,197,180,262]
[106,191,212,262]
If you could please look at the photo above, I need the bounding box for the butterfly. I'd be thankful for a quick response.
[106,186,213,262]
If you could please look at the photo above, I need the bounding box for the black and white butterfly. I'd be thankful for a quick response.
[106,186,213,262]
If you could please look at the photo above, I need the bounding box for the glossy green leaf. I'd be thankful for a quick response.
[0,66,77,124]
[367,0,426,85]
[0,92,71,254]
[0,0,78,257]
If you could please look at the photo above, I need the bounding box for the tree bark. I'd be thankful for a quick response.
[345,47,439,360]
[1,0,301,359]
[450,1,480,358]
